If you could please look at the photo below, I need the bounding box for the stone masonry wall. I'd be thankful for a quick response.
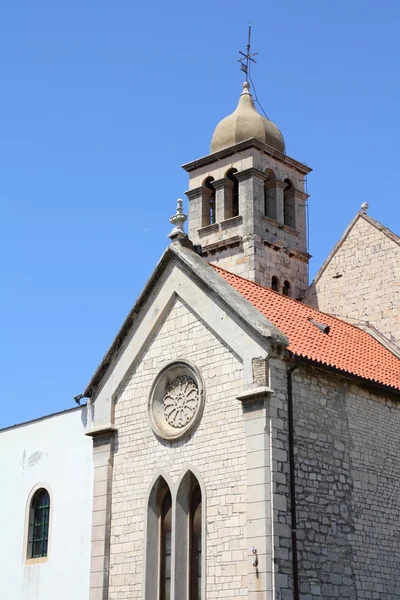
[346,382,400,597]
[109,297,248,600]
[187,144,309,300]
[205,237,308,300]
[293,364,400,599]
[304,215,400,347]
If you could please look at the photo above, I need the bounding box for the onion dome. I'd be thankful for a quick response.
[211,82,285,154]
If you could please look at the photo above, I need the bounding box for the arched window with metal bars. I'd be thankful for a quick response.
[27,488,50,559]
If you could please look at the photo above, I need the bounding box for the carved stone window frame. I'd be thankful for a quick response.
[148,360,205,441]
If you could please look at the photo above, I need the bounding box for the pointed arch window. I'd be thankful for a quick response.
[264,170,277,220]
[28,488,50,559]
[190,484,202,600]
[146,468,205,600]
[203,177,216,226]
[161,491,172,600]
[226,169,239,218]
[174,470,205,600]
[283,179,296,228]
[145,476,174,600]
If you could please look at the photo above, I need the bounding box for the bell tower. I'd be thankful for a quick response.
[182,80,311,300]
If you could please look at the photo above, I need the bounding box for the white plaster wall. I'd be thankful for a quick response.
[0,407,93,600]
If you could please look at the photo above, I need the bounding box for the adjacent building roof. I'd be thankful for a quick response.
[213,265,400,392]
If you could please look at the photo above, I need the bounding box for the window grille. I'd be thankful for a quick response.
[29,488,50,558]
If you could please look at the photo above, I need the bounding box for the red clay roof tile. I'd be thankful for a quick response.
[212,265,400,392]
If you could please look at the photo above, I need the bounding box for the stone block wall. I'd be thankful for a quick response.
[185,144,310,299]
[304,215,400,347]
[292,364,400,599]
[203,235,308,300]
[109,297,248,599]
[346,383,400,597]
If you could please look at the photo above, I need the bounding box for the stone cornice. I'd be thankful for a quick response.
[263,215,283,228]
[182,138,312,175]
[220,215,243,229]
[282,223,300,237]
[275,180,290,190]
[202,235,242,254]
[235,167,267,182]
[264,239,285,251]
[85,424,118,438]
[212,177,234,190]
[185,187,203,201]
[198,223,219,236]
[284,188,309,201]
[294,189,310,201]
[287,247,312,261]
[237,386,273,403]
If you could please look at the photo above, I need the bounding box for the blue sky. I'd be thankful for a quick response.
[1,1,399,428]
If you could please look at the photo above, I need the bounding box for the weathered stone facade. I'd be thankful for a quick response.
[183,139,311,300]
[110,297,247,598]
[304,212,400,348]
[3,57,400,600]
[104,297,299,600]
[292,364,400,599]
[80,81,400,600]
[88,285,400,599]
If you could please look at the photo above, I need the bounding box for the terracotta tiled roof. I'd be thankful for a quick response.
[212,265,400,392]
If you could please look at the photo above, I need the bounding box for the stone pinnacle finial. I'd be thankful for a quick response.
[360,202,369,213]
[168,198,187,240]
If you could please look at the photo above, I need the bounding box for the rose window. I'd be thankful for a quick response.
[148,361,204,441]
[163,375,199,428]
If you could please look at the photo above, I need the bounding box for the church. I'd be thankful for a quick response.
[1,71,399,600]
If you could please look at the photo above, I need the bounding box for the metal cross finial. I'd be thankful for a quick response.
[238,24,258,82]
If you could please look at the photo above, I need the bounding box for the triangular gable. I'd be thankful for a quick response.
[307,211,399,290]
[307,212,361,289]
[82,240,288,434]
